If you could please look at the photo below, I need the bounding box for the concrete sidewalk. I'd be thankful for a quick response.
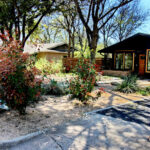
[4,112,150,150]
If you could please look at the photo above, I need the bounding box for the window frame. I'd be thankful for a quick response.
[114,51,135,71]
[146,49,150,73]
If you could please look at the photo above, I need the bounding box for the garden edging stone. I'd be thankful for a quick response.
[0,128,50,149]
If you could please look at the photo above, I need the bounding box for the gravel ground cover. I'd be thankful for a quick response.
[0,75,149,141]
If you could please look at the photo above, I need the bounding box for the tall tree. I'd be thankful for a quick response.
[112,0,149,42]
[74,0,133,62]
[100,17,117,48]
[51,0,78,57]
[75,20,88,58]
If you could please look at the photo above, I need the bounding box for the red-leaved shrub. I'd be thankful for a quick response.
[69,59,97,101]
[0,32,42,114]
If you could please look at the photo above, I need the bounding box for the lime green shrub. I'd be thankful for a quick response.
[35,58,63,75]
[51,59,63,74]
[35,57,51,75]
[138,87,150,96]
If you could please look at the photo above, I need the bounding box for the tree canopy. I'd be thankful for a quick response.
[0,0,149,61]
[0,0,62,47]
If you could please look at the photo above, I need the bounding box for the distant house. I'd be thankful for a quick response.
[24,43,68,61]
[99,33,150,77]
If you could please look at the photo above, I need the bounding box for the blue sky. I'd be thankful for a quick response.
[141,0,150,9]
[139,0,150,33]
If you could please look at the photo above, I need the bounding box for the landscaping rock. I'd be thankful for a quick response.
[111,82,120,86]
[0,99,9,112]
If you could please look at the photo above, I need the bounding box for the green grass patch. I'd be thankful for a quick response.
[137,87,150,96]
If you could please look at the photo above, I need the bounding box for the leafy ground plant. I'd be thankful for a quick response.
[42,79,69,96]
[116,75,139,94]
[0,32,42,114]
[138,87,150,96]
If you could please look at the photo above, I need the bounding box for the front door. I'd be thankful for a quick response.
[139,54,145,75]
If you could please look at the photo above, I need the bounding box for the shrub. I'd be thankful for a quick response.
[0,33,42,114]
[35,57,52,75]
[116,75,139,93]
[69,59,97,101]
[42,79,69,96]
[35,58,63,75]
[138,86,150,96]
[51,59,63,74]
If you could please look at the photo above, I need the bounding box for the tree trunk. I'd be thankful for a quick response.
[89,33,98,63]
[71,34,75,58]
[68,33,71,57]
[21,12,46,48]
[90,49,96,63]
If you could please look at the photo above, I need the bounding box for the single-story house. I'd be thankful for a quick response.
[24,42,69,61]
[99,33,150,77]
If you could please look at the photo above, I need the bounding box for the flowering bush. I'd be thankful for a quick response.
[0,33,42,114]
[69,59,97,101]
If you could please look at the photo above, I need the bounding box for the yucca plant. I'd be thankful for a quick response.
[116,75,139,94]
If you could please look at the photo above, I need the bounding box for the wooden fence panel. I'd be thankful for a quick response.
[63,58,103,72]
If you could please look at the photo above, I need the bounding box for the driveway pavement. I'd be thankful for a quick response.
[3,99,150,150]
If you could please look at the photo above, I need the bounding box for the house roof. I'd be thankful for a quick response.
[24,42,68,54]
[99,33,150,53]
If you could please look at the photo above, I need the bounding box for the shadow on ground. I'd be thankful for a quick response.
[7,100,150,150]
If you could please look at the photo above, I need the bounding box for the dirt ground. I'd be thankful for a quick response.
[0,76,149,141]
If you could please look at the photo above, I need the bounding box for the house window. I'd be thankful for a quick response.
[125,53,133,70]
[115,52,134,71]
[116,53,124,70]
[147,50,150,71]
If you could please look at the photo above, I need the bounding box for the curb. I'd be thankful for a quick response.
[0,128,50,149]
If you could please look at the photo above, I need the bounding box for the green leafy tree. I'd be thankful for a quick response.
[0,0,63,47]
[50,0,79,57]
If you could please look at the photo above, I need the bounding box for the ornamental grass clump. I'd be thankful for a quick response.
[0,32,42,114]
[116,75,139,94]
[69,59,97,102]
